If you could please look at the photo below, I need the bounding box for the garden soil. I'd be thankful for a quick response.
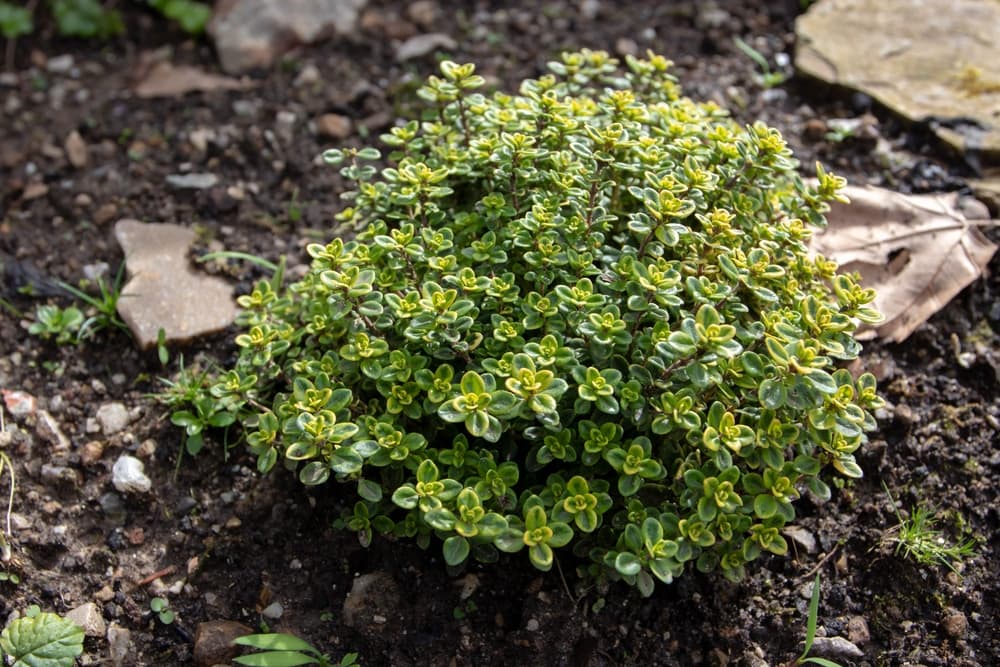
[1,1,998,665]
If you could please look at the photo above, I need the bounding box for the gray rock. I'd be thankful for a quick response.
[395,33,457,61]
[796,0,1000,160]
[40,464,78,487]
[810,636,864,660]
[261,602,284,619]
[107,623,131,667]
[114,220,238,348]
[111,455,152,494]
[96,402,130,435]
[65,602,107,637]
[193,620,252,667]
[166,173,219,190]
[781,525,818,553]
[45,54,75,74]
[275,110,297,144]
[100,493,127,522]
[342,571,401,628]
[847,615,871,645]
[209,0,368,73]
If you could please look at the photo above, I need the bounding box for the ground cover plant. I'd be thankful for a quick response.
[2,1,997,664]
[187,50,885,594]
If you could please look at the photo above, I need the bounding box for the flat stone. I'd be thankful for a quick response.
[114,220,238,348]
[193,620,253,667]
[65,602,107,637]
[781,525,817,553]
[209,0,368,73]
[395,32,457,61]
[796,0,1000,162]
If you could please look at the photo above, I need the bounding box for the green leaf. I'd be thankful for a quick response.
[443,536,470,566]
[614,552,641,577]
[754,494,779,519]
[299,462,330,486]
[233,652,320,666]
[357,479,383,502]
[234,633,321,653]
[0,611,85,667]
[799,573,822,660]
[800,659,845,667]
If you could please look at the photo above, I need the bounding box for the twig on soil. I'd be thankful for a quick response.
[136,565,177,587]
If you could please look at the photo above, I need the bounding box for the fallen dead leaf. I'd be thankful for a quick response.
[811,185,998,343]
[132,62,255,98]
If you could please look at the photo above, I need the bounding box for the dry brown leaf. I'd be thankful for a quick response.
[810,185,998,343]
[132,62,255,98]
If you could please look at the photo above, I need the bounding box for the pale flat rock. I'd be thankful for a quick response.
[796,0,1000,161]
[65,602,107,638]
[209,0,368,73]
[133,62,255,99]
[395,32,457,62]
[115,220,237,348]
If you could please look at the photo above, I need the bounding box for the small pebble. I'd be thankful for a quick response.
[261,602,284,620]
[99,493,128,523]
[111,455,152,494]
[96,402,129,435]
[107,623,131,667]
[46,54,75,74]
[166,173,219,190]
[942,609,968,638]
[847,616,870,645]
[2,390,37,417]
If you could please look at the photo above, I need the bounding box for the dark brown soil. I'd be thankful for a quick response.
[1,1,998,666]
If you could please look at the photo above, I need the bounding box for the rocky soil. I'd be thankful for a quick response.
[1,1,998,665]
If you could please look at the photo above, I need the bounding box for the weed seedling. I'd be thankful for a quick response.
[734,36,787,89]
[883,485,976,574]
[150,597,175,625]
[795,573,843,666]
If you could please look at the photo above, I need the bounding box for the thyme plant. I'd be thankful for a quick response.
[198,50,883,593]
